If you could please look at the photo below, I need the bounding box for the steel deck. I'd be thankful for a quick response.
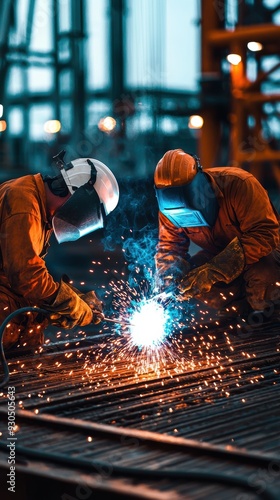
[0,322,279,499]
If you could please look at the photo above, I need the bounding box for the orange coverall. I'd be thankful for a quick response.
[0,174,59,349]
[156,167,280,312]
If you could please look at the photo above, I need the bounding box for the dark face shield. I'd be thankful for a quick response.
[52,184,105,243]
[155,172,219,228]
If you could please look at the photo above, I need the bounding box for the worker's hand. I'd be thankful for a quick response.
[60,276,103,325]
[154,272,174,295]
[155,258,191,294]
[80,291,104,324]
[43,280,94,329]
[178,238,245,300]
[178,263,217,299]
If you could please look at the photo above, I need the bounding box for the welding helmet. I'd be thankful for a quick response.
[154,149,219,227]
[51,151,119,243]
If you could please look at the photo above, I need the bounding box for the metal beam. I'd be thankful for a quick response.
[110,0,124,105]
[0,0,14,101]
[199,0,226,167]
[207,24,280,46]
[70,0,86,136]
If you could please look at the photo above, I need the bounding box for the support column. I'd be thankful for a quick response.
[199,0,225,167]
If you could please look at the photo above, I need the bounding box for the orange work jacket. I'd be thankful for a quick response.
[156,167,280,272]
[0,173,59,304]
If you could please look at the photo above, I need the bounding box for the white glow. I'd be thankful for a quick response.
[0,105,3,118]
[226,53,242,65]
[247,41,263,52]
[98,116,116,133]
[188,115,204,129]
[44,120,61,134]
[130,301,168,348]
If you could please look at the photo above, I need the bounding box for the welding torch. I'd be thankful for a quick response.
[101,315,134,327]
[151,276,195,304]
[89,306,134,328]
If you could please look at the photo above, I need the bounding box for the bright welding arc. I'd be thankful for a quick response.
[129,299,170,349]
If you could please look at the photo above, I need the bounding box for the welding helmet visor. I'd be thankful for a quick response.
[155,171,219,228]
[52,183,105,244]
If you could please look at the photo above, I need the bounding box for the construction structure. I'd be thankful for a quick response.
[0,1,279,185]
[200,0,280,187]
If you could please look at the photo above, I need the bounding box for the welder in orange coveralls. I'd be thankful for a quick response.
[154,149,280,326]
[0,151,119,350]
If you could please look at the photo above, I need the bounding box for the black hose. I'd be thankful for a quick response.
[0,307,49,388]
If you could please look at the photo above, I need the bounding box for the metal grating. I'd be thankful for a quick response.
[0,323,280,499]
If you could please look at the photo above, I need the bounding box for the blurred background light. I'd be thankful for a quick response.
[0,105,3,118]
[98,116,117,133]
[247,41,263,52]
[226,54,242,65]
[43,120,62,134]
[188,115,204,129]
[0,120,7,132]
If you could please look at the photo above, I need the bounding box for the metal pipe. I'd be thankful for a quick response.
[207,24,280,46]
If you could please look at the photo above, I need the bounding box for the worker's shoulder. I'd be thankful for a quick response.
[0,173,42,193]
[0,173,43,214]
[206,166,254,182]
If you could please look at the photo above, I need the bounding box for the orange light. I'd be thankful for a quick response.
[44,120,61,134]
[188,115,204,129]
[0,120,7,132]
[98,116,116,133]
[227,53,242,65]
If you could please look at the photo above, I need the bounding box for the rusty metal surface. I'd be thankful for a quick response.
[0,323,280,499]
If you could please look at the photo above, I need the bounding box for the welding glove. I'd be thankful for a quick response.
[42,280,94,329]
[79,291,104,324]
[155,257,191,294]
[61,276,104,324]
[178,237,245,300]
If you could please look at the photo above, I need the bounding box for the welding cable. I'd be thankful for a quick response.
[0,442,276,500]
[0,307,49,388]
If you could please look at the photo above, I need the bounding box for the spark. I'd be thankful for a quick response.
[8,254,273,411]
[129,299,170,348]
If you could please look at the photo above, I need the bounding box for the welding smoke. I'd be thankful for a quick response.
[102,177,158,286]
[122,224,158,285]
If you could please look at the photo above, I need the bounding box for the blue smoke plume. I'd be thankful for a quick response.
[101,177,194,337]
[102,177,158,288]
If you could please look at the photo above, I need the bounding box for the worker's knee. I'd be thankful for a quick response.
[244,252,280,311]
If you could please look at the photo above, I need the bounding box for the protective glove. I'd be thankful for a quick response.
[61,275,104,324]
[155,257,191,294]
[178,237,245,299]
[42,280,94,329]
[80,291,104,324]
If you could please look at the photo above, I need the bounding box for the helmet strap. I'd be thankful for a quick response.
[192,154,203,172]
[186,153,202,172]
[43,175,69,197]
[86,159,98,186]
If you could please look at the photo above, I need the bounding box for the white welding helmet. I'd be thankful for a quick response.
[52,154,119,244]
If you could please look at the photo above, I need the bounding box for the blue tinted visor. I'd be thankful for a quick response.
[155,172,219,228]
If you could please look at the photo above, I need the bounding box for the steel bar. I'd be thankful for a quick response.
[207,24,280,46]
